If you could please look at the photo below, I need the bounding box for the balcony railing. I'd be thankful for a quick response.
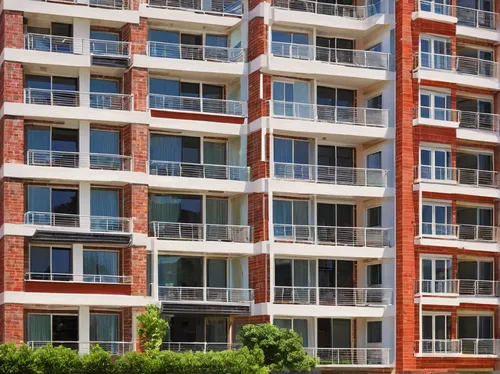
[271,0,385,20]
[415,106,461,122]
[270,101,389,127]
[27,150,133,171]
[150,222,252,242]
[24,88,133,111]
[414,52,499,79]
[26,341,135,354]
[31,0,130,10]
[148,94,246,116]
[415,279,500,297]
[273,286,392,306]
[461,339,500,355]
[24,212,132,233]
[416,340,461,354]
[271,42,390,70]
[162,342,242,352]
[459,110,500,132]
[273,225,392,246]
[415,165,500,188]
[419,223,459,237]
[146,0,243,15]
[146,42,245,62]
[148,160,249,181]
[417,222,499,241]
[273,163,388,186]
[417,0,454,15]
[24,34,130,56]
[24,272,132,284]
[158,286,254,303]
[306,348,391,366]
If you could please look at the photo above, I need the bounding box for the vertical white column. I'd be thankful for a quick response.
[269,253,274,303]
[79,121,90,168]
[79,67,91,107]
[73,18,90,55]
[73,244,84,282]
[79,182,91,230]
[152,242,159,300]
[132,309,139,350]
[79,306,90,354]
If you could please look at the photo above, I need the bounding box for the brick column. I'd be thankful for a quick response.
[0,179,24,226]
[249,254,270,304]
[247,18,268,61]
[0,117,24,167]
[0,304,24,344]
[121,17,148,55]
[0,11,24,54]
[0,62,23,104]
[247,130,269,181]
[123,246,147,296]
[122,124,148,173]
[0,236,24,292]
[248,71,271,124]
[248,193,268,242]
[123,306,145,350]
[124,68,148,112]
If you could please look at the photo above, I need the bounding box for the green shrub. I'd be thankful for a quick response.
[137,304,169,352]
[113,351,150,374]
[80,346,113,374]
[0,342,36,374]
[32,345,81,374]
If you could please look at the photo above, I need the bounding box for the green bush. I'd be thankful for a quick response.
[32,345,81,374]
[0,342,36,374]
[113,351,150,374]
[80,346,114,374]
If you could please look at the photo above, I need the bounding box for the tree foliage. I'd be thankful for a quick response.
[136,304,169,352]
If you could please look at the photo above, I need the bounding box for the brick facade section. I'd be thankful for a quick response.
[0,11,23,54]
[124,306,145,350]
[248,71,271,123]
[0,62,23,105]
[247,130,269,181]
[121,17,148,55]
[248,254,270,303]
[123,184,148,234]
[0,179,24,226]
[232,315,271,325]
[248,193,268,243]
[122,124,148,173]
[247,18,267,62]
[0,117,24,167]
[0,304,24,343]
[0,236,24,292]
[124,68,148,112]
[123,246,147,296]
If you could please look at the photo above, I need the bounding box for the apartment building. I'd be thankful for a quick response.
[0,0,397,371]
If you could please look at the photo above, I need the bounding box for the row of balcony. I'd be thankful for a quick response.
[415,165,500,190]
[416,339,500,356]
[414,52,499,79]
[415,279,500,297]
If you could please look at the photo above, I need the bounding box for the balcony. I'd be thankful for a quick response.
[269,43,392,85]
[416,339,500,356]
[148,94,246,117]
[148,161,249,181]
[158,286,253,303]
[307,347,391,367]
[146,0,243,15]
[162,342,241,352]
[24,212,132,233]
[25,272,132,284]
[146,42,245,62]
[27,150,133,171]
[413,52,500,90]
[150,222,252,243]
[273,286,392,306]
[415,279,499,297]
[26,341,135,355]
[416,340,462,355]
[413,106,460,128]
[30,0,130,9]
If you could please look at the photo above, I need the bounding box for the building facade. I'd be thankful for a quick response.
[4,0,497,372]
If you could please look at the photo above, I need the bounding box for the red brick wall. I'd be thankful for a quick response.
[0,304,24,344]
[121,17,148,55]
[123,247,147,296]
[0,236,24,292]
[248,71,271,123]
[122,124,148,173]
[124,68,148,112]
[0,62,23,104]
[0,179,24,225]
[248,193,268,243]
[232,315,271,324]
[124,306,145,350]
[0,117,24,167]
[0,11,23,54]
[123,184,148,234]
[247,130,269,180]
[248,18,268,61]
[249,254,270,303]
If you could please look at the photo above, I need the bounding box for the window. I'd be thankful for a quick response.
[90,314,119,350]
[456,151,494,186]
[274,259,316,304]
[366,152,384,185]
[421,258,452,293]
[271,31,309,59]
[457,46,494,77]
[158,256,203,287]
[26,186,79,226]
[28,314,78,349]
[317,146,355,184]
[273,138,310,180]
[25,75,79,106]
[457,206,494,240]
[367,43,382,52]
[25,126,79,167]
[420,37,452,69]
[89,130,121,170]
[420,0,452,15]
[273,200,310,240]
[366,95,382,109]
[458,260,494,295]
[318,260,354,289]
[149,135,202,177]
[148,194,202,225]
[367,152,382,169]
[90,79,119,109]
[272,81,311,119]
[316,37,354,63]
[316,86,356,122]
[458,316,493,353]
[29,246,72,281]
[90,189,120,232]
[456,0,494,27]
[273,318,309,346]
[367,206,382,227]
[317,319,351,349]
[367,264,382,286]
[83,251,119,282]
[422,203,453,236]
[420,148,452,180]
[89,31,121,55]
[316,203,355,244]
[420,91,452,121]
[367,321,382,343]
[422,314,452,353]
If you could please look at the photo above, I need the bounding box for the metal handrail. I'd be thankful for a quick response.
[146,41,245,62]
[416,340,461,354]
[271,0,386,20]
[150,222,252,242]
[148,160,249,181]
[414,164,500,188]
[273,286,392,305]
[24,212,132,233]
[26,341,135,354]
[30,0,130,10]
[27,150,133,171]
[305,347,392,365]
[415,106,460,122]
[146,0,244,15]
[161,342,242,352]
[459,110,500,132]
[24,272,132,284]
[414,52,499,78]
[157,286,254,302]
[148,94,246,116]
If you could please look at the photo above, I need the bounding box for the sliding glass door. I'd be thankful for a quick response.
[317,146,354,183]
[316,203,354,244]
[274,138,310,180]
[273,200,311,241]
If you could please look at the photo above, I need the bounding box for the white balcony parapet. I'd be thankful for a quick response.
[271,42,391,70]
[24,272,133,284]
[273,163,388,187]
[414,52,499,79]
[415,279,500,296]
[148,94,246,116]
[270,101,389,127]
[30,0,131,10]
[24,88,133,111]
[150,222,252,243]
[419,223,459,238]
[24,33,130,56]
[26,341,135,354]
[273,286,392,306]
[148,160,249,181]
[271,0,386,20]
[414,106,461,123]
[24,212,132,233]
[273,225,392,247]
[161,342,242,352]
[459,110,500,132]
[146,41,245,62]
[415,0,454,16]
[415,165,500,188]
[27,150,133,171]
[305,347,391,366]
[416,340,462,355]
[157,286,254,303]
[146,0,243,15]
